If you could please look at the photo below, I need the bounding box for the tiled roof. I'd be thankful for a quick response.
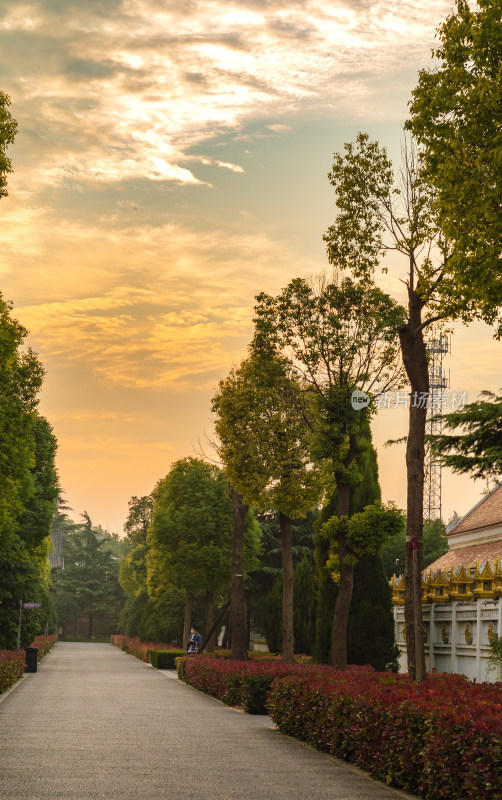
[426,540,502,573]
[448,483,502,536]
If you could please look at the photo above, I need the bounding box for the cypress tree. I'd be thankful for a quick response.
[314,420,398,670]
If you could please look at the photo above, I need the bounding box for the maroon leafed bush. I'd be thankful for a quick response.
[0,650,25,694]
[31,635,58,660]
[176,655,333,714]
[268,669,502,800]
[111,635,178,662]
[0,635,58,694]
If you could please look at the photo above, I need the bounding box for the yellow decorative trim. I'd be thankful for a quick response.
[391,557,502,604]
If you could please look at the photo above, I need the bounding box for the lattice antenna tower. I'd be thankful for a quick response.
[424,330,451,520]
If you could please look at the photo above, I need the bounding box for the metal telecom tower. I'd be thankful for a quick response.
[424,331,450,520]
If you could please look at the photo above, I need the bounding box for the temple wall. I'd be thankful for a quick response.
[394,597,502,682]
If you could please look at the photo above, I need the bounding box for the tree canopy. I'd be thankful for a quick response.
[407,0,502,330]
[0,91,17,199]
[430,390,502,481]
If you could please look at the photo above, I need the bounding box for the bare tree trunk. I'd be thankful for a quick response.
[331,482,353,670]
[279,512,295,664]
[88,612,93,639]
[205,590,215,652]
[399,288,429,683]
[230,487,248,660]
[183,595,193,651]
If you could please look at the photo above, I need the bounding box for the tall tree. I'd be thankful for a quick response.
[213,352,324,663]
[323,116,502,679]
[314,419,399,671]
[118,494,153,636]
[254,275,404,668]
[53,514,121,638]
[0,293,58,649]
[146,458,234,649]
[407,0,502,329]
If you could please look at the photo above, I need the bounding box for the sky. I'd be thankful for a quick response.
[0,0,500,533]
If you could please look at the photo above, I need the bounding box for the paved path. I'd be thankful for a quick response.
[0,643,418,800]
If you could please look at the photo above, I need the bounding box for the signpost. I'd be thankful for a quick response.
[16,601,41,649]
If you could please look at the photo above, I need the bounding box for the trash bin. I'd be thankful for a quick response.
[25,647,38,673]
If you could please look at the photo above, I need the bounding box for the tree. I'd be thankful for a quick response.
[254,275,404,668]
[146,458,234,649]
[430,390,502,481]
[118,495,153,637]
[0,293,58,649]
[382,517,448,579]
[314,420,399,670]
[322,114,502,678]
[53,514,121,638]
[0,91,17,199]
[212,352,324,663]
[250,511,318,654]
[407,0,502,332]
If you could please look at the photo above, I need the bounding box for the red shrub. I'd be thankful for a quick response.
[0,650,26,693]
[110,635,178,662]
[268,670,502,800]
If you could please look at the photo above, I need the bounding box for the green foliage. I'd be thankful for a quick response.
[381,518,448,579]
[381,523,406,580]
[346,553,399,672]
[213,352,324,518]
[147,458,234,597]
[0,91,17,199]
[321,501,404,573]
[148,649,186,669]
[292,556,317,656]
[0,294,59,649]
[430,390,502,481]
[137,588,187,644]
[250,511,318,651]
[53,515,123,637]
[254,276,405,469]
[314,422,399,670]
[407,0,502,330]
[422,519,448,568]
[118,588,149,638]
[124,494,154,546]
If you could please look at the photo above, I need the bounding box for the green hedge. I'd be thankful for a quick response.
[149,649,186,669]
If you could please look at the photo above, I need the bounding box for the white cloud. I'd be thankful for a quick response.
[1,0,452,194]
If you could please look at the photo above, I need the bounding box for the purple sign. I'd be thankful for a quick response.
[23,603,41,609]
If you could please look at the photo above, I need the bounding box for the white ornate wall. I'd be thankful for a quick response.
[394,597,502,682]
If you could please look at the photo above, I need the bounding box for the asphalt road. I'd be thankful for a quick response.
[0,643,418,800]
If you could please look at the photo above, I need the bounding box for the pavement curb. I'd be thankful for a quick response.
[161,672,420,799]
[272,728,420,800]
[0,673,30,705]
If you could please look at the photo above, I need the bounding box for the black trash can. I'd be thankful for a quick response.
[25,647,38,673]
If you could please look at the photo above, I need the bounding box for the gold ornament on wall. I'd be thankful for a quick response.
[464,624,473,645]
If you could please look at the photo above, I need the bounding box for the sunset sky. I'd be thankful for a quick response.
[0,0,500,533]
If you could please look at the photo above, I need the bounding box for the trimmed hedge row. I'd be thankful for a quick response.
[0,650,25,694]
[0,635,59,694]
[111,634,179,662]
[268,669,502,800]
[176,655,332,714]
[31,635,58,661]
[149,649,185,669]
